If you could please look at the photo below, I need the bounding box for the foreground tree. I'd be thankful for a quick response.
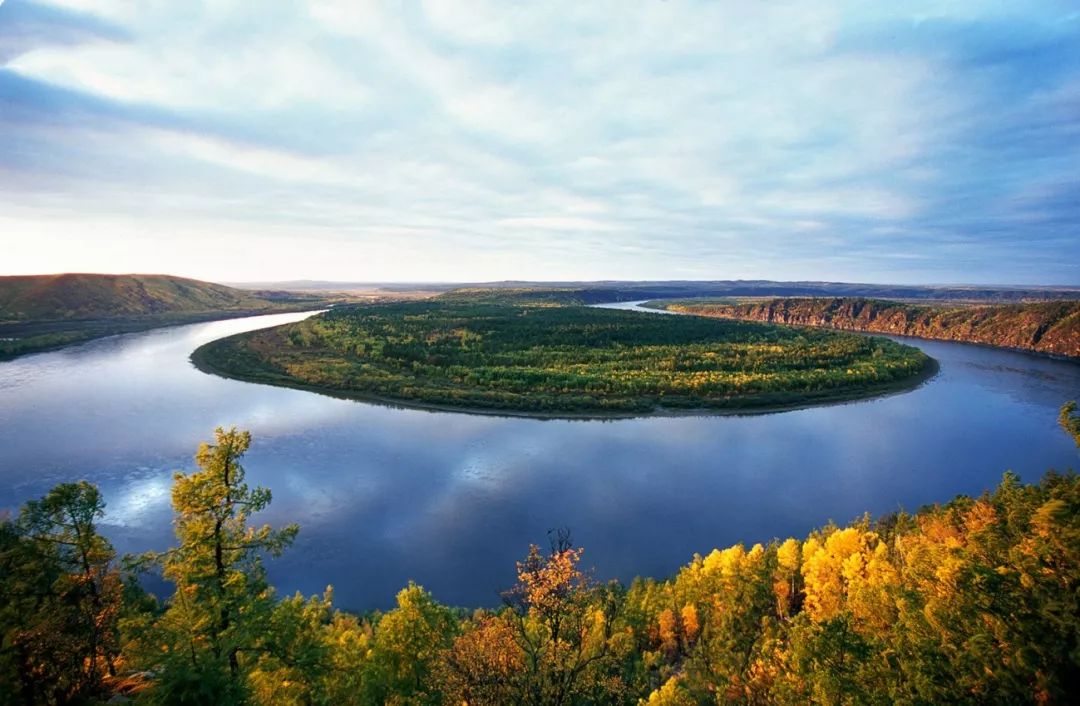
[440,612,524,706]
[365,582,457,705]
[130,427,298,704]
[246,589,336,706]
[0,482,123,705]
[1061,401,1080,448]
[500,530,627,706]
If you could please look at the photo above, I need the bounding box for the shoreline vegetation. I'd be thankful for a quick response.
[191,333,939,420]
[3,409,1079,704]
[190,293,935,418]
[644,297,1080,361]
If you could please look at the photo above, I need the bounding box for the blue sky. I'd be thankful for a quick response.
[1,0,1077,284]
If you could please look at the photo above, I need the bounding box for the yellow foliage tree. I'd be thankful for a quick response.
[640,676,695,706]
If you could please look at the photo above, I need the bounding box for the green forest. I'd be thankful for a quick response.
[649,298,1080,360]
[192,298,931,415]
[2,405,1079,704]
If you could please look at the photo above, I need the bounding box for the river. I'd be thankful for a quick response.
[1,307,1078,609]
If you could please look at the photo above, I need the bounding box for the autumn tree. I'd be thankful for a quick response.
[773,537,801,620]
[675,544,776,702]
[247,589,334,706]
[132,427,298,704]
[1061,401,1080,448]
[0,482,123,705]
[316,610,374,705]
[439,612,524,706]
[641,676,696,705]
[1001,469,1080,700]
[500,529,625,706]
[365,582,457,705]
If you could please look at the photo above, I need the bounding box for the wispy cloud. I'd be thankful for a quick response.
[0,0,1077,283]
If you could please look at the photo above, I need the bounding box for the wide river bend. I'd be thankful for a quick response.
[1,305,1078,609]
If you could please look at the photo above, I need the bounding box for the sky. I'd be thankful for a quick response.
[0,1,1078,285]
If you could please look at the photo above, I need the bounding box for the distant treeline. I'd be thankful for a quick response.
[267,280,1080,303]
[652,298,1080,359]
[2,408,1079,704]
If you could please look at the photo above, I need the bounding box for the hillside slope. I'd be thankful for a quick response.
[657,298,1080,359]
[0,274,327,360]
[0,273,279,322]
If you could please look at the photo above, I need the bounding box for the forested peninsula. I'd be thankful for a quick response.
[3,408,1080,705]
[649,298,1080,359]
[192,293,933,416]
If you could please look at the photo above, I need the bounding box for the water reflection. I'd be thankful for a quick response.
[1,310,1078,609]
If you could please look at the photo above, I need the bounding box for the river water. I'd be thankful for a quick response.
[1,307,1078,609]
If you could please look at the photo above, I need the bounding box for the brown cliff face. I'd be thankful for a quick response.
[668,298,1080,359]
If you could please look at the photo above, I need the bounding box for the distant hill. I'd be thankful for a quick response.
[528,280,1080,303]
[654,297,1080,359]
[435,287,604,306]
[0,273,284,323]
[238,279,1080,303]
[0,274,331,360]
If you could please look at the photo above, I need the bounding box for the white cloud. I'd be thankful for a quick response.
[2,0,1078,283]
[419,0,520,46]
[497,216,619,232]
[13,2,371,111]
